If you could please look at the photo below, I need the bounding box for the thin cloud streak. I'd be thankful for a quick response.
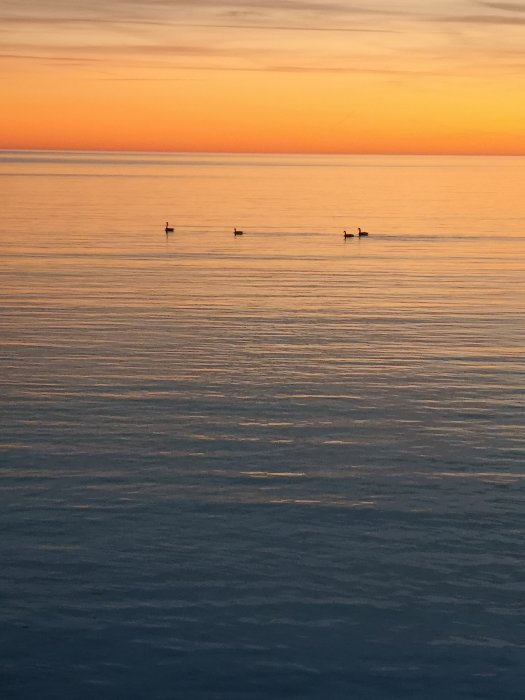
[0,0,405,22]
[438,13,525,24]
[477,1,525,11]
[0,52,105,64]
[144,22,398,33]
[94,63,445,76]
[3,43,253,58]
[0,16,398,33]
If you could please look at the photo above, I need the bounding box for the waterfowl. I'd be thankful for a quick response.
[343,230,355,238]
[357,227,368,237]
[165,222,174,233]
[234,227,244,236]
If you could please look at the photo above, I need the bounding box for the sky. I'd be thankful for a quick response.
[2,0,525,154]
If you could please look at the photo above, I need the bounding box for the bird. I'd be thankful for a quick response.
[234,227,244,236]
[357,227,369,237]
[165,222,174,233]
[343,230,355,238]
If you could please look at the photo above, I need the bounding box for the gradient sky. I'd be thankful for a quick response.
[2,0,525,153]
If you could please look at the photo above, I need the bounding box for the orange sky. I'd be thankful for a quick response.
[2,0,525,154]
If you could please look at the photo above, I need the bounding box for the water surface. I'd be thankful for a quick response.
[1,151,524,699]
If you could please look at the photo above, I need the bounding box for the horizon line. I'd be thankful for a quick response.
[2,147,525,158]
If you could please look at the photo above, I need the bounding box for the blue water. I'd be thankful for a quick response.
[1,151,524,699]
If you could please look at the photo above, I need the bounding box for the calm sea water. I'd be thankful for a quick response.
[1,151,524,699]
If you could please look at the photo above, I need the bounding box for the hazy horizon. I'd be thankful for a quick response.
[3,147,525,157]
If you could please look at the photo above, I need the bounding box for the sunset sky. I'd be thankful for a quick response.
[2,0,525,154]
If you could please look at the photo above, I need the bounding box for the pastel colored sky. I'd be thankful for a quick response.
[2,0,525,154]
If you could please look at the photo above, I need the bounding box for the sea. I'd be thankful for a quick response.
[1,151,524,699]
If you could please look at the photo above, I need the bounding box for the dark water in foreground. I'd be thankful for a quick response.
[1,152,524,698]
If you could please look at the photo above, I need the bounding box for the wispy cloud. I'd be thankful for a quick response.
[3,0,525,79]
[0,16,396,33]
[0,52,104,64]
[438,13,525,24]
[0,0,405,32]
[476,1,525,11]
[0,0,407,77]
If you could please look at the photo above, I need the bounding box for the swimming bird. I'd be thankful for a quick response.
[357,227,368,237]
[343,230,355,238]
[165,222,174,233]
[234,227,244,236]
